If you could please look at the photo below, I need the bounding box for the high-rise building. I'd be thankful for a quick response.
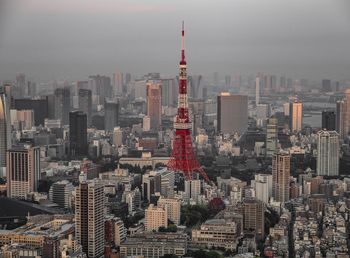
[266,117,278,157]
[161,78,177,107]
[290,101,302,132]
[104,100,119,132]
[16,73,26,97]
[6,146,40,199]
[157,197,181,225]
[322,111,336,131]
[14,97,49,126]
[243,198,265,239]
[0,93,11,173]
[69,111,87,156]
[10,109,34,130]
[113,72,124,96]
[251,174,273,203]
[146,81,162,131]
[188,75,203,99]
[322,79,331,92]
[144,204,168,231]
[49,180,74,209]
[217,92,248,134]
[54,87,71,125]
[78,89,92,126]
[255,77,260,105]
[317,130,339,176]
[336,89,350,139]
[75,180,105,258]
[89,75,112,101]
[272,153,290,203]
[184,179,201,203]
[143,116,151,132]
[112,127,123,147]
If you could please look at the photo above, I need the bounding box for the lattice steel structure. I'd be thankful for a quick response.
[167,22,209,182]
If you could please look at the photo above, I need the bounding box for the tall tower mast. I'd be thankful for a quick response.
[168,22,209,182]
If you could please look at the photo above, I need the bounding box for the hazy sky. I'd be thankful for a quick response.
[0,0,349,82]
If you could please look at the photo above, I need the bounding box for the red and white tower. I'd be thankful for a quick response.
[167,22,209,182]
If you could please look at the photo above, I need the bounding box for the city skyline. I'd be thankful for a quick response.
[0,0,350,81]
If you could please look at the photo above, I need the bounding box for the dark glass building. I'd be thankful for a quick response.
[322,111,336,131]
[14,97,49,126]
[69,111,87,156]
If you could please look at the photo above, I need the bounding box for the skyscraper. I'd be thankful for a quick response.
[113,72,124,96]
[217,92,248,134]
[75,180,105,258]
[54,87,71,125]
[146,81,162,131]
[255,77,260,105]
[6,146,40,199]
[336,89,350,139]
[322,79,331,92]
[266,117,278,157]
[272,153,290,203]
[290,101,302,132]
[69,111,87,157]
[0,93,11,174]
[104,100,119,132]
[78,89,92,127]
[322,111,336,131]
[317,130,339,176]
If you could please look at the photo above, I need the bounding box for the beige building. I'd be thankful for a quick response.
[191,219,238,250]
[10,109,34,130]
[144,204,168,231]
[75,180,105,258]
[272,153,290,203]
[157,197,181,226]
[243,198,265,239]
[6,146,40,199]
[290,101,302,132]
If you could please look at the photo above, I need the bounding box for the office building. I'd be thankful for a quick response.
[192,219,238,250]
[120,233,187,258]
[146,81,162,131]
[336,89,350,139]
[6,146,40,199]
[322,111,336,131]
[290,101,302,132]
[251,174,272,204]
[317,130,339,176]
[112,127,123,147]
[161,78,177,107]
[104,100,119,132]
[75,180,105,258]
[10,109,34,130]
[78,89,92,126]
[243,198,265,239]
[0,93,11,173]
[184,179,201,203]
[143,115,151,131]
[272,153,290,203]
[217,92,248,134]
[256,104,270,126]
[255,77,260,105]
[14,97,49,126]
[69,111,87,156]
[157,197,181,225]
[144,204,168,231]
[266,117,278,157]
[188,75,203,99]
[113,72,124,96]
[54,87,71,125]
[89,75,112,101]
[49,180,74,209]
[322,79,331,92]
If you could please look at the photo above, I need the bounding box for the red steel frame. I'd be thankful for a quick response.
[167,22,209,182]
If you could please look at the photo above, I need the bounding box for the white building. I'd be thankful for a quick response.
[317,130,339,176]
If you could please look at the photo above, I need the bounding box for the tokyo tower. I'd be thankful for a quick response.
[167,22,209,182]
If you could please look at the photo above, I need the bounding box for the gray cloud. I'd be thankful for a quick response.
[0,0,349,82]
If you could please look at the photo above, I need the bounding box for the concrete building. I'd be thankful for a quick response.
[49,180,74,209]
[78,89,92,126]
[272,153,290,203]
[54,87,71,125]
[157,197,181,226]
[317,130,339,176]
[112,127,123,147]
[120,232,187,258]
[217,92,248,134]
[6,146,40,199]
[75,180,105,258]
[143,115,151,132]
[290,101,302,132]
[104,100,119,132]
[265,117,278,157]
[243,198,265,239]
[10,109,34,130]
[69,111,87,157]
[144,204,168,232]
[185,179,201,204]
[192,219,238,250]
[146,81,162,131]
[0,92,11,176]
